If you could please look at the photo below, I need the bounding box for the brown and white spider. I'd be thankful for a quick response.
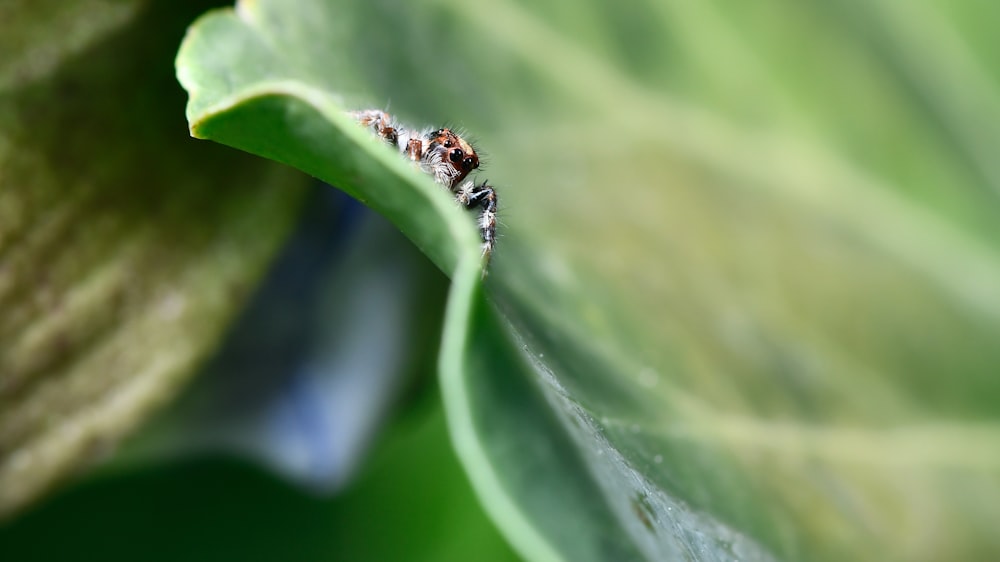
[351,109,497,268]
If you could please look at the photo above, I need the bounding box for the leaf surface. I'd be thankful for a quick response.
[177,1,1000,560]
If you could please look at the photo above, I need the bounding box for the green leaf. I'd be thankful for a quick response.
[0,0,308,518]
[176,8,481,274]
[177,0,1000,560]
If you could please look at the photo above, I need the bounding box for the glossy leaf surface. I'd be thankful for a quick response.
[177,1,1000,560]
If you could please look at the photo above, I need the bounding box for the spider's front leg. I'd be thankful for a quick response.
[353,109,428,165]
[457,179,498,265]
[351,109,399,146]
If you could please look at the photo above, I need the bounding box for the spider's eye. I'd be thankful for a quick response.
[449,148,464,163]
[443,140,453,148]
[463,156,476,170]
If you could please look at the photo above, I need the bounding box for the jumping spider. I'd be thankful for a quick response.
[351,109,497,268]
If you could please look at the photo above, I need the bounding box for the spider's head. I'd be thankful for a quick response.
[427,128,479,186]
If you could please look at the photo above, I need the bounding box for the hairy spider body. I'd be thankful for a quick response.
[352,109,497,267]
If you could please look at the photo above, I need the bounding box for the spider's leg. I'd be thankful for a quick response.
[351,109,399,148]
[457,179,498,266]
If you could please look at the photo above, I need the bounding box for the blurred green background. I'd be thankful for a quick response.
[0,392,518,562]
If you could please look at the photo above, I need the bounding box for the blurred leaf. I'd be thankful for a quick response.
[124,200,449,493]
[177,0,1000,561]
[0,0,142,90]
[0,0,308,518]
